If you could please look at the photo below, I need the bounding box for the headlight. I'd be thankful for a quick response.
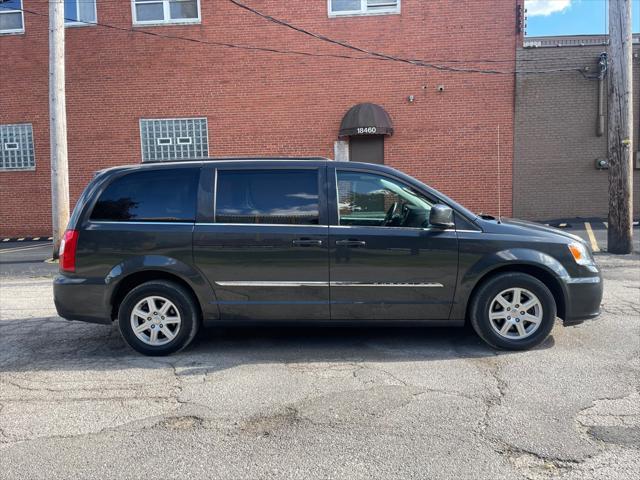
[568,242,594,266]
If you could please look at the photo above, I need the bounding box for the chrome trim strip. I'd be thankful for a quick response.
[89,221,194,225]
[329,224,455,232]
[332,282,444,288]
[565,276,601,284]
[216,281,327,287]
[215,281,444,288]
[196,223,329,228]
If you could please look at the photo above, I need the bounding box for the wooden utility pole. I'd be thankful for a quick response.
[607,0,634,254]
[49,0,70,258]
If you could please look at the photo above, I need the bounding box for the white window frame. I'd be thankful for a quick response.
[131,0,202,26]
[64,0,97,28]
[328,0,401,18]
[0,0,25,35]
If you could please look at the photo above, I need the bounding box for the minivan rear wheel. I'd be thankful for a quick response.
[118,280,200,356]
[469,273,556,350]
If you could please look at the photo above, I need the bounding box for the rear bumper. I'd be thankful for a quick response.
[562,274,603,326]
[53,274,111,325]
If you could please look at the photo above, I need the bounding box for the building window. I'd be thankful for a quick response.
[0,124,35,171]
[64,0,97,26]
[132,0,201,25]
[140,118,208,162]
[329,0,400,17]
[0,0,24,34]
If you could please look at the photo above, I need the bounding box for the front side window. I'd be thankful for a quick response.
[216,170,320,225]
[0,0,24,34]
[91,168,199,222]
[132,0,200,25]
[64,0,97,26]
[140,118,208,162]
[329,0,400,16]
[336,171,432,228]
[1,123,35,171]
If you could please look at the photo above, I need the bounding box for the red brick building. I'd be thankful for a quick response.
[0,0,520,237]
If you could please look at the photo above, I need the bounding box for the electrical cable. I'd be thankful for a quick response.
[0,1,607,76]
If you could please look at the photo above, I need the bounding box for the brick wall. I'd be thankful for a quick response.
[514,41,640,220]
[0,0,519,236]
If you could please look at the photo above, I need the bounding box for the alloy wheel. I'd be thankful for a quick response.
[488,288,543,340]
[130,296,182,346]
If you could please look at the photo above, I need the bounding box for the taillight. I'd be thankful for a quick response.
[59,229,79,272]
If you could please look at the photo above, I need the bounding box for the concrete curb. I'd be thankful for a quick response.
[1,236,53,243]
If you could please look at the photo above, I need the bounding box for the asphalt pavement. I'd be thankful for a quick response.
[544,218,640,254]
[0,227,639,479]
[0,241,57,277]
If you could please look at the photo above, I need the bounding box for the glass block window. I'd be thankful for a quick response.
[329,0,400,16]
[1,124,35,171]
[0,0,24,34]
[140,118,209,162]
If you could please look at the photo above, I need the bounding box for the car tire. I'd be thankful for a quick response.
[469,273,556,351]
[118,280,200,356]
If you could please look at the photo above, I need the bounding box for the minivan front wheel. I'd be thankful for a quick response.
[118,280,200,356]
[469,273,556,350]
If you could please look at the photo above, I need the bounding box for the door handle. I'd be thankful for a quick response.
[335,239,367,247]
[292,239,323,247]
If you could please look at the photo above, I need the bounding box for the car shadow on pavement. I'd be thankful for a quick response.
[0,318,555,374]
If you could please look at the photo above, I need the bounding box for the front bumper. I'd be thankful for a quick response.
[53,274,112,325]
[562,273,603,326]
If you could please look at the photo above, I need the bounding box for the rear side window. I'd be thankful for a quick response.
[216,169,319,225]
[91,168,199,222]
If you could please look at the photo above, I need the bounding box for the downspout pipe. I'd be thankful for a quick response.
[596,52,608,137]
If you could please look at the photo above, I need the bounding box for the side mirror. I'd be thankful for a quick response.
[429,204,455,229]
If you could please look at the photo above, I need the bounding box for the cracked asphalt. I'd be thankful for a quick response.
[0,245,639,479]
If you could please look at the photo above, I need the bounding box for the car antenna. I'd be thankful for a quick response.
[497,124,502,224]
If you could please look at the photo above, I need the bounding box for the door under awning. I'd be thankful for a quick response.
[339,103,394,137]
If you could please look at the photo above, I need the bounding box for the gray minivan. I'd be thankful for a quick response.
[54,158,602,355]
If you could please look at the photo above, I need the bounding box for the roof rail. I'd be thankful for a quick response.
[143,156,332,164]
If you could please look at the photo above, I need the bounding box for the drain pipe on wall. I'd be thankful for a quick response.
[596,52,608,137]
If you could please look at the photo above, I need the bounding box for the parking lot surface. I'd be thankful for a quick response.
[544,219,640,254]
[0,235,639,479]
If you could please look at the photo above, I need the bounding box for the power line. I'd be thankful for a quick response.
[0,2,603,76]
[0,3,395,63]
[227,0,572,75]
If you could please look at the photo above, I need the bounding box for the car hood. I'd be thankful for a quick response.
[479,217,586,244]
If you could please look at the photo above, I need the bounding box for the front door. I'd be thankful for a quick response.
[328,168,458,320]
[349,135,384,164]
[193,165,330,321]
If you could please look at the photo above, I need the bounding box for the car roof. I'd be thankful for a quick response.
[96,157,402,175]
